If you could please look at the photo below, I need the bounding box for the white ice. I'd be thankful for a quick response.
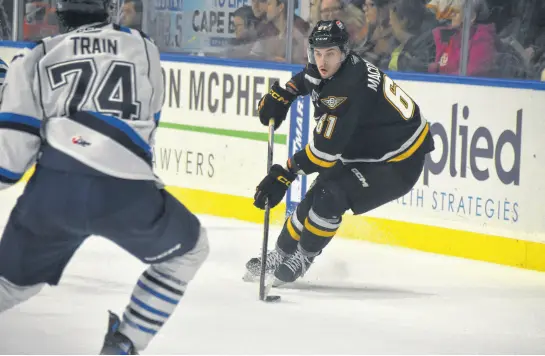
[0,186,545,354]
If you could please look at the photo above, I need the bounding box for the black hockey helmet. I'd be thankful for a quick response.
[56,0,111,14]
[56,0,112,33]
[307,19,350,64]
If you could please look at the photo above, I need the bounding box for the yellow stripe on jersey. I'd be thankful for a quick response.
[287,217,301,241]
[305,144,337,168]
[388,123,429,163]
[304,218,337,238]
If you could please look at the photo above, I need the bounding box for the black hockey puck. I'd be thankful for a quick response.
[265,295,281,302]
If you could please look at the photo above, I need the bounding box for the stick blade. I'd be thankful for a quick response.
[265,295,281,302]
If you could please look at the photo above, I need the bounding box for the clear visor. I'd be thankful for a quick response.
[307,46,347,66]
[307,46,316,64]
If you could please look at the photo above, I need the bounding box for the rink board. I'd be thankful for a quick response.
[2,42,545,272]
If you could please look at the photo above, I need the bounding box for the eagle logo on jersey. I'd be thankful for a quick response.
[320,96,347,110]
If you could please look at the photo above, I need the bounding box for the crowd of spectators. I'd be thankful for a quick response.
[225,0,545,80]
[1,0,544,80]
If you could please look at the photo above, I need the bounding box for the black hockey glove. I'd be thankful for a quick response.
[257,81,296,130]
[254,164,297,209]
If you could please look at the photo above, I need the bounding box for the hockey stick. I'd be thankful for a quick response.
[259,118,281,302]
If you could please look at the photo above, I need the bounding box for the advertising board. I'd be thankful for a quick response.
[1,43,544,271]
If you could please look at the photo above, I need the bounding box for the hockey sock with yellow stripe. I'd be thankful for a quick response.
[299,208,341,255]
[276,210,307,254]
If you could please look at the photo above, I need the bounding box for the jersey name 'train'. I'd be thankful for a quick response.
[0,22,164,189]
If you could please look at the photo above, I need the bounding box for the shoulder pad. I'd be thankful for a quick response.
[10,47,31,63]
[10,41,46,63]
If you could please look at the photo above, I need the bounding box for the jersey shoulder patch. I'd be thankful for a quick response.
[318,60,369,114]
[318,82,352,114]
[320,96,347,110]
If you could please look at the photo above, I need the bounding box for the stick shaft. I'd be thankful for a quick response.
[259,118,275,300]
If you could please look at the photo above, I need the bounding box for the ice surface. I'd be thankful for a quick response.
[0,186,544,354]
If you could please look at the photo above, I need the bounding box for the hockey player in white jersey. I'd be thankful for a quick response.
[0,0,209,354]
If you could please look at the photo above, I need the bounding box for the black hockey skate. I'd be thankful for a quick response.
[274,248,315,284]
[243,249,286,282]
[99,311,138,355]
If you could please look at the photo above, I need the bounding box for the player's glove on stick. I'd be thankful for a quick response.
[254,164,297,209]
[258,81,296,130]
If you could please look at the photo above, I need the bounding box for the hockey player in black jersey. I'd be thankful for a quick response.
[245,19,434,284]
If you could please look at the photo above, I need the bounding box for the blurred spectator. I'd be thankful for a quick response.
[24,1,59,41]
[350,0,365,8]
[486,0,513,34]
[420,0,442,31]
[319,0,367,47]
[251,0,269,25]
[534,32,545,80]
[428,0,496,77]
[492,0,545,79]
[232,6,260,45]
[224,6,260,59]
[249,0,308,63]
[289,0,311,35]
[252,0,277,38]
[426,0,458,21]
[320,0,343,20]
[388,0,435,72]
[254,0,309,40]
[496,33,536,79]
[119,0,143,31]
[0,0,11,40]
[309,0,321,26]
[342,3,367,45]
[493,1,541,49]
[354,0,397,69]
